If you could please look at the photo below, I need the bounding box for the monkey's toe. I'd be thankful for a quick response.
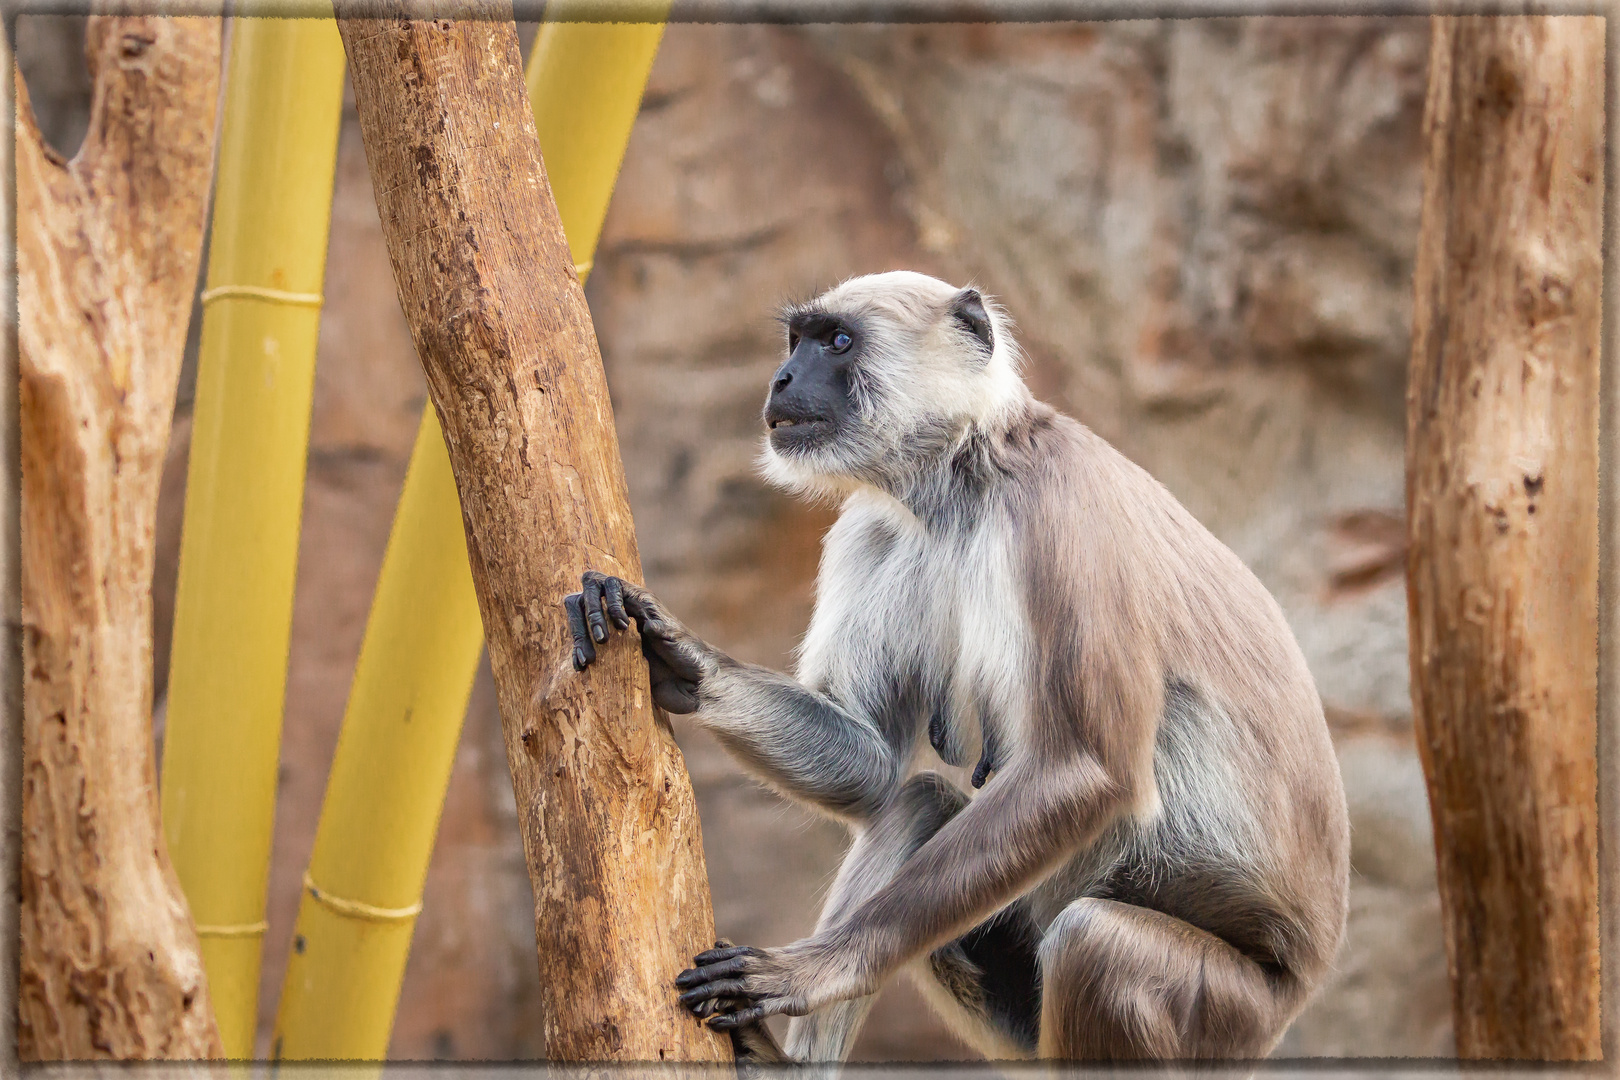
[689,997,737,1019]
[685,944,760,973]
[707,1004,774,1030]
[679,978,753,1009]
[675,946,771,1018]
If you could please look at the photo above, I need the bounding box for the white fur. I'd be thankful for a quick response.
[794,487,1031,775]
[760,272,1031,501]
[948,514,1033,762]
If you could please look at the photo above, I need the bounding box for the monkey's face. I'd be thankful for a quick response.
[764,312,860,460]
[761,272,1029,496]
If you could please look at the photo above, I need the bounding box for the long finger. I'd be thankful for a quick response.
[601,575,630,629]
[564,594,596,670]
[580,573,611,644]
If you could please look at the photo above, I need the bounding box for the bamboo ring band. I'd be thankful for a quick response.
[193,920,269,938]
[199,284,324,307]
[302,872,423,923]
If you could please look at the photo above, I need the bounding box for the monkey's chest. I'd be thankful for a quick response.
[930,550,1032,773]
[804,512,1031,771]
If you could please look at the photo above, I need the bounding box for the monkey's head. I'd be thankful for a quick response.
[760,272,1028,497]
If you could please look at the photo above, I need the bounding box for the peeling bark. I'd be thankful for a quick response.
[1406,16,1602,1061]
[16,17,224,1060]
[333,4,730,1062]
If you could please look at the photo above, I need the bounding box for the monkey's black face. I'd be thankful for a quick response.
[765,313,859,455]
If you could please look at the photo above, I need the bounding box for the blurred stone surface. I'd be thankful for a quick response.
[18,14,1452,1061]
[586,18,1448,1058]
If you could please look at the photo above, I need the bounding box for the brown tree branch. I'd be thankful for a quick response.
[16,16,224,1059]
[1406,15,1603,1061]
[333,3,730,1061]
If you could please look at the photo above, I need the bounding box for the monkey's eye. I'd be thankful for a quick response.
[828,330,853,354]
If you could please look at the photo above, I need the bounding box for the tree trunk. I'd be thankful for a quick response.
[1406,15,1602,1061]
[333,5,730,1062]
[1,24,22,1077]
[15,16,224,1060]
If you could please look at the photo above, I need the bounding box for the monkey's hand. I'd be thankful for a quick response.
[675,939,875,1031]
[564,570,717,714]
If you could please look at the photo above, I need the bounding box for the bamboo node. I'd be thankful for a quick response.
[199,284,325,308]
[302,872,423,923]
[194,920,270,938]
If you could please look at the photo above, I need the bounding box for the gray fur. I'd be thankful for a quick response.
[569,272,1350,1063]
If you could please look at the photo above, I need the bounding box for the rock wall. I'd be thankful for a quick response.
[19,14,1453,1060]
[587,18,1452,1058]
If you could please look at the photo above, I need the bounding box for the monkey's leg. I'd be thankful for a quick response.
[678,754,1121,1034]
[917,906,1044,1060]
[1037,898,1295,1060]
[782,772,968,1063]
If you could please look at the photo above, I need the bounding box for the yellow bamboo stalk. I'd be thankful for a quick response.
[272,9,668,1060]
[524,8,670,275]
[158,17,346,1060]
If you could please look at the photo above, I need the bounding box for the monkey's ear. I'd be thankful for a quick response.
[949,288,995,357]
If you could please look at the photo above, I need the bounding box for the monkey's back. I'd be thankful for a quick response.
[1007,409,1350,995]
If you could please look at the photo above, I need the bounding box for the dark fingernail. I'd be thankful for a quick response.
[574,648,588,670]
[591,623,607,644]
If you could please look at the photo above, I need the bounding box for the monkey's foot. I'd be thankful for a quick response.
[684,942,791,1066]
[676,943,811,1030]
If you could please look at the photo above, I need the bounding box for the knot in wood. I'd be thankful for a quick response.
[1513,238,1575,327]
[1481,53,1523,118]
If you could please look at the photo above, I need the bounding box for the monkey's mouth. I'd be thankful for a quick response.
[766,415,833,450]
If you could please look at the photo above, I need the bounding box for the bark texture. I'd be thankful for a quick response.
[2,24,22,1077]
[333,6,730,1062]
[16,17,224,1059]
[1406,16,1602,1061]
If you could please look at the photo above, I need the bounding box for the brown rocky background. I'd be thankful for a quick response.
[17,15,1451,1059]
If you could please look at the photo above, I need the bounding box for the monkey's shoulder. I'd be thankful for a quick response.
[1001,410,1293,621]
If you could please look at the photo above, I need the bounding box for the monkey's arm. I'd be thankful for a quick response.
[566,571,903,819]
[695,659,903,820]
[676,751,1125,1026]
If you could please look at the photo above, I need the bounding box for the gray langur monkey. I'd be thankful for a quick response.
[564,271,1349,1062]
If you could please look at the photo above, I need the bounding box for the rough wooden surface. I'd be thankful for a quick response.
[334,5,730,1062]
[1406,15,1602,1061]
[15,16,224,1060]
[2,24,22,1077]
